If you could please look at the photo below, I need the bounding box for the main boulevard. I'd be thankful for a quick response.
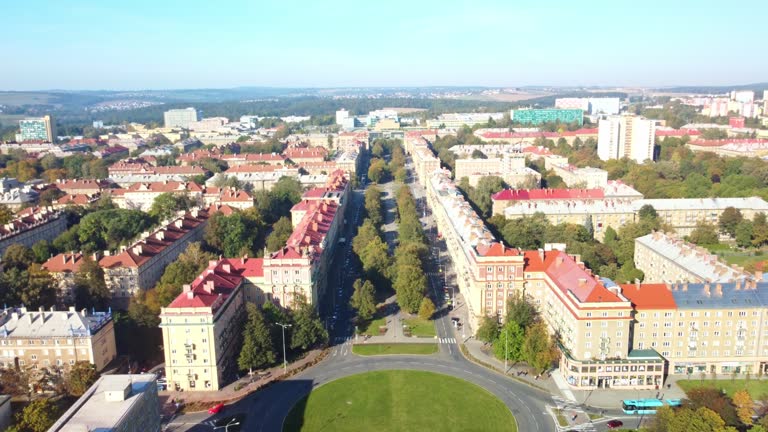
[166,155,599,432]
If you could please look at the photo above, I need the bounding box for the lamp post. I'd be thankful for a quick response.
[276,323,292,375]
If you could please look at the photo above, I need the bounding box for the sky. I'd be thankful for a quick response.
[1,0,767,90]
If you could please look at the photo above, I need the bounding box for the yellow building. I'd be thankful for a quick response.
[160,260,247,392]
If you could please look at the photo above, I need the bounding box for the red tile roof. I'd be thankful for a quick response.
[656,129,702,137]
[167,260,244,309]
[525,250,623,303]
[475,242,521,257]
[492,188,604,201]
[619,283,677,310]
[55,194,94,206]
[42,252,86,273]
[99,209,210,269]
[284,146,328,160]
[479,129,598,140]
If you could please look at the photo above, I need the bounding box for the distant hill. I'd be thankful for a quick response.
[655,83,768,95]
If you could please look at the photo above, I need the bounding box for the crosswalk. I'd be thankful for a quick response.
[438,337,456,344]
[331,336,353,357]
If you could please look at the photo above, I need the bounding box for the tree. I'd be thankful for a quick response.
[73,255,111,309]
[265,216,294,252]
[688,221,720,245]
[0,204,12,224]
[685,387,740,426]
[638,204,658,221]
[471,149,487,159]
[418,297,436,320]
[733,389,754,425]
[290,294,328,350]
[204,211,262,257]
[0,368,29,397]
[66,361,99,396]
[367,158,389,183]
[149,192,196,221]
[719,207,744,238]
[350,279,376,321]
[3,244,36,271]
[736,221,755,248]
[493,321,525,362]
[584,215,594,239]
[476,315,500,344]
[238,304,276,373]
[11,398,61,432]
[505,293,537,329]
[393,265,427,314]
[521,322,558,372]
[31,241,52,264]
[156,242,215,306]
[652,406,728,432]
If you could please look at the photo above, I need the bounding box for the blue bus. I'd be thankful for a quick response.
[621,399,664,415]
[621,398,682,415]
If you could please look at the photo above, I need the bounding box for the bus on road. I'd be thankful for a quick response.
[621,398,680,415]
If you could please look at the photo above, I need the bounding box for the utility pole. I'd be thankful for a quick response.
[276,323,292,375]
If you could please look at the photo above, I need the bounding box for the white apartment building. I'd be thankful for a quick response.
[163,108,201,129]
[598,115,655,163]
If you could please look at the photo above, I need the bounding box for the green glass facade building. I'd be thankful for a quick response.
[511,109,583,126]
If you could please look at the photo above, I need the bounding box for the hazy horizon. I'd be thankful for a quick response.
[3,0,767,91]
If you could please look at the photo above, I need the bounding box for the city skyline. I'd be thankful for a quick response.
[3,0,767,90]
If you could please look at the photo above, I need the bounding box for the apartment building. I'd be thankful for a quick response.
[636,197,768,236]
[42,252,90,301]
[212,164,300,191]
[598,115,656,163]
[164,107,201,129]
[53,179,114,195]
[0,306,117,372]
[187,117,229,131]
[550,164,608,189]
[635,232,749,283]
[108,163,206,186]
[202,186,253,209]
[18,115,55,142]
[263,172,348,307]
[178,148,287,167]
[555,97,621,115]
[284,146,328,164]
[160,260,246,391]
[49,374,160,432]
[426,112,505,129]
[510,109,584,126]
[454,154,541,188]
[99,208,211,302]
[333,148,361,174]
[475,129,598,145]
[53,193,99,209]
[0,207,67,257]
[687,138,768,158]
[111,181,204,211]
[297,161,339,175]
[623,280,768,377]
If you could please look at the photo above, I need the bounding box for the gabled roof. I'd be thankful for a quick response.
[525,250,623,304]
[43,252,86,273]
[166,260,244,310]
[475,242,521,257]
[620,283,677,310]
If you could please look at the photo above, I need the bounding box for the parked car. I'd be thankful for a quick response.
[208,403,225,414]
[607,419,623,429]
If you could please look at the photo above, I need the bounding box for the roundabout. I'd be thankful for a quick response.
[282,370,517,432]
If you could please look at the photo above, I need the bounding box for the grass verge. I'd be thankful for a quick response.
[352,343,437,356]
[403,317,436,337]
[677,378,768,399]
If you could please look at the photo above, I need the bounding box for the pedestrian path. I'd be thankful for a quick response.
[551,367,577,402]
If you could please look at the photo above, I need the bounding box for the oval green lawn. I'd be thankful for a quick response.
[283,370,517,432]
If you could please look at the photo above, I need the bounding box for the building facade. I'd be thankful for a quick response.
[0,207,67,258]
[598,115,655,163]
[99,208,211,302]
[0,306,117,372]
[511,109,584,126]
[164,108,201,129]
[18,115,55,142]
[160,260,246,391]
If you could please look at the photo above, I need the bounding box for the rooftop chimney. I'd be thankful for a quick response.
[703,283,711,297]
[715,283,723,297]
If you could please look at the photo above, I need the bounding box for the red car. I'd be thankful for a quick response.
[607,419,623,429]
[208,403,225,414]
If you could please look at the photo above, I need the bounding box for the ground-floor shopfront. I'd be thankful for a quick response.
[561,349,666,390]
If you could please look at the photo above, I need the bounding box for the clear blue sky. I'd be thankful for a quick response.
[2,0,766,90]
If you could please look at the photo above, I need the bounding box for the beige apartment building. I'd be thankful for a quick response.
[99,208,211,303]
[636,198,768,236]
[0,207,67,257]
[0,307,117,372]
[454,155,541,188]
[551,164,608,189]
[42,252,90,301]
[160,260,246,391]
[635,232,749,283]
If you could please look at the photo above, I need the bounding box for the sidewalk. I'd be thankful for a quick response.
[158,348,325,415]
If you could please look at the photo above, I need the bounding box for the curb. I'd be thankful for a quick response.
[458,344,550,394]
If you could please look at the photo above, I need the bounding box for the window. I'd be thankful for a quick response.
[585,342,592,348]
[486,266,493,272]
[585,322,592,328]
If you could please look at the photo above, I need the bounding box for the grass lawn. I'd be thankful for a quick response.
[352,343,437,356]
[717,250,766,268]
[554,409,568,426]
[678,379,768,399]
[283,370,517,432]
[357,316,388,336]
[403,317,436,337]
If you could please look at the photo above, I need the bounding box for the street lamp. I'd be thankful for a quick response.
[276,323,292,375]
[213,417,241,432]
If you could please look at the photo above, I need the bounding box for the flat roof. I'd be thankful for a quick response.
[49,374,157,432]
